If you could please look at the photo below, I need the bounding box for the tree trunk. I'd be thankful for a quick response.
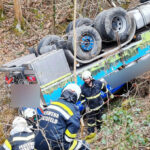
[52,0,56,34]
[13,0,23,25]
[73,0,77,83]
[0,0,3,17]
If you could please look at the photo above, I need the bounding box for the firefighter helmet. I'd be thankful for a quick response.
[63,83,81,100]
[23,108,36,119]
[12,116,28,128]
[82,71,92,80]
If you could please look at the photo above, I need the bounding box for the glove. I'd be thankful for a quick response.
[85,133,96,144]
[85,133,96,140]
[110,94,114,99]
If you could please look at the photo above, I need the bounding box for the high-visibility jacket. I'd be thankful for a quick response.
[81,79,112,110]
[35,90,81,150]
[0,132,35,150]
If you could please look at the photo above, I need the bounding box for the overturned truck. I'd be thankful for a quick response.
[1,2,150,108]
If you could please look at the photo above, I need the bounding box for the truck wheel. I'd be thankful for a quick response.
[38,35,61,55]
[39,45,57,55]
[66,18,93,33]
[37,35,50,54]
[28,47,38,57]
[56,39,68,49]
[66,21,73,34]
[94,7,132,42]
[67,26,102,60]
[76,18,93,28]
[94,10,108,41]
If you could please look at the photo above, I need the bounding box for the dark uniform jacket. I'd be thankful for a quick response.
[0,132,35,150]
[35,90,81,150]
[81,79,112,110]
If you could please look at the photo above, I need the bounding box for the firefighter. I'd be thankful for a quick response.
[35,83,90,150]
[21,108,38,131]
[0,116,35,150]
[81,71,114,140]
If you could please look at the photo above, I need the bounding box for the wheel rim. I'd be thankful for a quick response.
[80,35,94,52]
[112,16,126,33]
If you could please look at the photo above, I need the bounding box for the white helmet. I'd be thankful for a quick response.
[63,83,81,100]
[12,116,28,128]
[23,108,36,119]
[82,71,92,80]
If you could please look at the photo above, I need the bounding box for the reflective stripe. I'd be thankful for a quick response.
[65,129,77,138]
[3,140,12,150]
[101,83,105,89]
[90,102,104,111]
[64,135,73,142]
[69,140,78,150]
[51,102,73,116]
[81,100,86,104]
[48,105,70,120]
[90,106,101,111]
[96,119,102,123]
[87,123,96,127]
[105,88,109,93]
[3,145,11,150]
[81,94,84,97]
[13,134,35,142]
[74,140,82,150]
[86,93,101,100]
[41,73,71,89]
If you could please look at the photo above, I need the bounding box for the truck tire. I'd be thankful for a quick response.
[94,7,132,42]
[76,18,93,28]
[39,45,57,55]
[66,21,73,34]
[38,35,61,55]
[28,47,38,57]
[67,26,102,60]
[94,10,108,41]
[56,39,68,49]
[66,18,93,33]
[37,35,50,54]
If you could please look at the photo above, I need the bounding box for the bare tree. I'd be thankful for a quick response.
[13,0,23,31]
[0,0,3,17]
[52,0,56,34]
[73,0,77,83]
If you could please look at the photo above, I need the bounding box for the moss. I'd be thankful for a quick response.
[12,28,24,36]
[31,8,38,14]
[16,51,25,56]
[121,98,136,110]
[120,2,130,9]
[0,10,5,21]
[55,23,69,34]
[11,18,26,35]
[31,8,44,19]
[39,22,44,30]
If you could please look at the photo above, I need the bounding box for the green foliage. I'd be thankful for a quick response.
[0,10,5,21]
[100,98,149,149]
[16,51,25,56]
[121,97,136,109]
[31,8,44,20]
[12,18,26,34]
